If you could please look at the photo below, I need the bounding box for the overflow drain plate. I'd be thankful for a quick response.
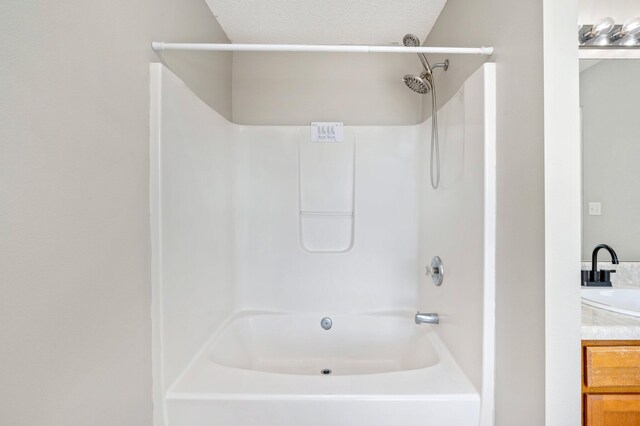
[321,369,332,375]
[320,317,332,330]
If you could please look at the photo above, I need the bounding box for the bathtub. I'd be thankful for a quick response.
[165,311,480,426]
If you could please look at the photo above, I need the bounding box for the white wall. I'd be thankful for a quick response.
[581,60,640,260]
[231,124,423,312]
[150,65,235,411]
[419,64,495,425]
[155,64,494,318]
[154,65,424,320]
[423,0,551,424]
[578,0,640,24]
[232,52,423,125]
[0,1,232,425]
[543,1,582,424]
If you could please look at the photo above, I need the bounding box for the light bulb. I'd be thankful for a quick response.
[581,17,614,41]
[611,16,640,40]
[592,17,615,35]
[623,17,640,35]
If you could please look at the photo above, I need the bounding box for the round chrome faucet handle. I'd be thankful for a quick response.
[426,256,444,286]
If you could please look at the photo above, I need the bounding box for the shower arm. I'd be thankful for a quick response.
[151,42,494,56]
[414,49,449,74]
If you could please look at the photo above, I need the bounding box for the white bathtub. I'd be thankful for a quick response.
[165,312,480,426]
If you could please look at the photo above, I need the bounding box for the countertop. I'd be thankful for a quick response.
[580,263,640,340]
[582,303,640,340]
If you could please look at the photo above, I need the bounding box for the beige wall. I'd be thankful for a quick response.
[232,52,422,125]
[424,0,547,424]
[0,1,231,425]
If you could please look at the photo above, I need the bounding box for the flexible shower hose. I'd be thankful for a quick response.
[429,76,440,189]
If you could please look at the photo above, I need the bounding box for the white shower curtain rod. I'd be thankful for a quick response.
[151,42,494,56]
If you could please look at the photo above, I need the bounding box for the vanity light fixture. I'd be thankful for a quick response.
[579,16,640,48]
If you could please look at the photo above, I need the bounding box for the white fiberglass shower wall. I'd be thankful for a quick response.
[150,63,495,426]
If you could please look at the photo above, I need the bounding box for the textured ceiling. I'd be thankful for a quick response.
[204,0,449,45]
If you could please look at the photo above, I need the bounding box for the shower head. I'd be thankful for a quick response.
[401,34,444,189]
[402,33,421,47]
[403,33,432,75]
[403,72,432,94]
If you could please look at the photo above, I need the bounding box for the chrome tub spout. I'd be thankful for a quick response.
[415,312,439,325]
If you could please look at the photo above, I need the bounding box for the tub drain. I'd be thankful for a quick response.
[321,369,332,375]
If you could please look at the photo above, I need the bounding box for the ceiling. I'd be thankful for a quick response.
[204,0,449,45]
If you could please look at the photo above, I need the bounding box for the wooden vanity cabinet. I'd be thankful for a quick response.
[582,340,640,425]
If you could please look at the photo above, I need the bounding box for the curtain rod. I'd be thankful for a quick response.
[151,42,494,56]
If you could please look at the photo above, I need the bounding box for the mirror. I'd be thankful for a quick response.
[580,59,640,261]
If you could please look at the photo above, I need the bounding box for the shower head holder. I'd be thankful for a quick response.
[432,59,449,71]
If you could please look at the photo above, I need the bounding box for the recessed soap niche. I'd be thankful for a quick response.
[298,127,355,253]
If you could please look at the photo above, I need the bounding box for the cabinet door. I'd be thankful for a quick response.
[586,394,640,426]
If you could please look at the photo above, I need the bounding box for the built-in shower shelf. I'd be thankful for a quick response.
[298,128,355,253]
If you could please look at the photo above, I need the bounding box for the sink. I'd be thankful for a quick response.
[581,288,640,317]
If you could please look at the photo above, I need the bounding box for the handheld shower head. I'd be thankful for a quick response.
[403,72,431,94]
[403,33,432,75]
[401,33,448,190]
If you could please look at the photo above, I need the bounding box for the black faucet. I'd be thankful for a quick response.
[582,244,619,287]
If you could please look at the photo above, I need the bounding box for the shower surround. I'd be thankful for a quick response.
[150,63,495,425]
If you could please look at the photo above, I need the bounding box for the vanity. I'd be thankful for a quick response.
[582,304,640,425]
[581,258,640,424]
[580,56,640,425]
[580,245,640,425]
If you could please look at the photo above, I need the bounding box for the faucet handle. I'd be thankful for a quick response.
[599,269,616,285]
[581,270,590,286]
[584,269,616,287]
[426,256,444,286]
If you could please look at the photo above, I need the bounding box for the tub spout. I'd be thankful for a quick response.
[415,312,439,325]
